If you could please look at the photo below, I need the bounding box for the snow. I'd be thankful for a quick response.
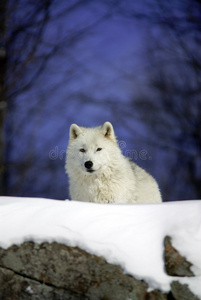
[0,197,201,297]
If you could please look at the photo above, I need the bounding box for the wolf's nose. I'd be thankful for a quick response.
[85,161,93,169]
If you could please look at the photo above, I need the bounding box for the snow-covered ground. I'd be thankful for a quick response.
[0,197,201,297]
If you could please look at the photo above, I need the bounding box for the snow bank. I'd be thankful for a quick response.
[0,197,201,297]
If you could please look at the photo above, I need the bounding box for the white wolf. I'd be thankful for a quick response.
[65,122,162,203]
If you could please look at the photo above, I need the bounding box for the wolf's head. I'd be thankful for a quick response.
[66,122,121,175]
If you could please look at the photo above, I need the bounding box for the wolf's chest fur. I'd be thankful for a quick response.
[70,166,136,204]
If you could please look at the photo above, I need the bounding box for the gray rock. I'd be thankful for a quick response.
[0,239,200,300]
[171,281,200,300]
[0,242,167,300]
[164,236,194,277]
[0,267,84,300]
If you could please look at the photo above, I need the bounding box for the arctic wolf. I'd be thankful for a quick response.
[65,122,162,203]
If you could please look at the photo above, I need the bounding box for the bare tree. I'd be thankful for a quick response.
[131,0,201,200]
[1,0,115,197]
[1,0,54,194]
[0,0,7,195]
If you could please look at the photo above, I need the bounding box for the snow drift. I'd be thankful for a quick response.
[0,197,201,297]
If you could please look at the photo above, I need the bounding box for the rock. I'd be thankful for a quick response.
[0,267,82,300]
[171,281,200,300]
[0,239,199,300]
[0,242,167,300]
[164,236,194,277]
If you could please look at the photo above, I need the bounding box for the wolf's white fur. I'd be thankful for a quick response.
[65,122,162,203]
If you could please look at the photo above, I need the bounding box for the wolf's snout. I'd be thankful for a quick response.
[85,161,93,169]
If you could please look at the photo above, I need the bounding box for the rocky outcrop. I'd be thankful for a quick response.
[171,281,200,300]
[164,236,194,277]
[0,237,199,300]
[164,236,200,300]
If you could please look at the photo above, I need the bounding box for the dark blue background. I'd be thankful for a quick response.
[3,0,201,201]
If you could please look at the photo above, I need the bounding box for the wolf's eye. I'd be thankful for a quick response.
[97,148,102,152]
[80,148,86,153]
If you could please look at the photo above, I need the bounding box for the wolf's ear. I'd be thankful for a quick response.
[102,122,116,141]
[69,124,82,140]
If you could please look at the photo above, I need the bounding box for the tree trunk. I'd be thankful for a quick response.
[0,0,7,195]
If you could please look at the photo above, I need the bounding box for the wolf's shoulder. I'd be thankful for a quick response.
[127,158,154,180]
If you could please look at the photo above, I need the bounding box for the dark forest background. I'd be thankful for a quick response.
[0,0,201,201]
